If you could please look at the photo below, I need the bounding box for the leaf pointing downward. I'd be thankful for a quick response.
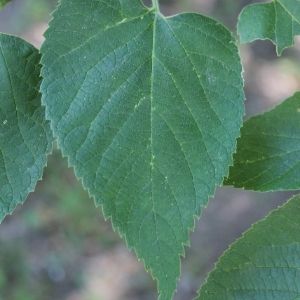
[41,0,244,298]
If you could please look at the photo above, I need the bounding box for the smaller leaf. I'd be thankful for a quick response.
[225,92,300,192]
[197,194,300,300]
[0,34,52,221]
[0,0,10,9]
[238,0,300,55]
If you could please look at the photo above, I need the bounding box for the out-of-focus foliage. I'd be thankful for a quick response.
[0,0,10,9]
[0,149,124,300]
[0,0,11,9]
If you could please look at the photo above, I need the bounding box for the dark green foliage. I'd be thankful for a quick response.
[238,0,300,55]
[40,1,245,298]
[197,194,300,300]
[0,0,10,9]
[0,34,52,221]
[0,1,299,299]
[226,93,300,192]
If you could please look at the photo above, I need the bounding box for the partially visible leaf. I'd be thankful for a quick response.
[238,0,300,55]
[197,194,300,300]
[0,34,52,221]
[0,0,10,9]
[40,0,245,298]
[226,92,300,192]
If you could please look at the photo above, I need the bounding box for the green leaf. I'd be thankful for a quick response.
[238,0,300,55]
[40,1,244,298]
[0,0,10,9]
[0,34,52,221]
[197,194,300,300]
[226,92,300,192]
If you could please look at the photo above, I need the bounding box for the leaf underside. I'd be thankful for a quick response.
[226,92,300,192]
[197,194,300,300]
[0,34,52,221]
[238,0,300,55]
[41,0,244,298]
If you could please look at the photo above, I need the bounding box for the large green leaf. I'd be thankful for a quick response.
[0,34,52,221]
[238,0,300,55]
[40,0,244,298]
[226,92,300,192]
[197,194,300,300]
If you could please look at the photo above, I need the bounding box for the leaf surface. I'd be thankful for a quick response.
[238,0,300,55]
[226,92,300,192]
[41,1,245,298]
[0,34,52,221]
[197,194,300,300]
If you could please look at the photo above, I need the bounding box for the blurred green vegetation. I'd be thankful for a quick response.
[0,148,123,300]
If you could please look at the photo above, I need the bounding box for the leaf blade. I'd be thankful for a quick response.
[226,92,300,192]
[197,194,300,300]
[238,0,300,55]
[0,34,52,221]
[41,1,245,298]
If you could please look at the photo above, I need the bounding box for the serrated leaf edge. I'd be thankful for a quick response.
[195,193,300,299]
[40,1,245,298]
[0,33,54,223]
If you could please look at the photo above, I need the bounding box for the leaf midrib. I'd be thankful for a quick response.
[150,11,157,233]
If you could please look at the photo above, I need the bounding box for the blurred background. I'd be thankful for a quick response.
[0,0,300,299]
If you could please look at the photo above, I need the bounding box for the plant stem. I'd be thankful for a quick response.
[152,0,160,12]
